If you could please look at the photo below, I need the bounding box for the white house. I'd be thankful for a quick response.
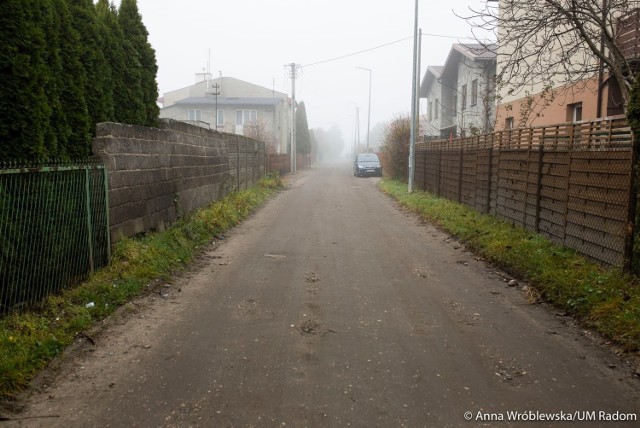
[160,75,292,154]
[420,44,497,138]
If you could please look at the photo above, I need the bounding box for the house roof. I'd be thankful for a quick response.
[175,97,284,108]
[420,43,497,98]
[441,43,496,77]
[451,43,496,61]
[168,76,288,99]
[419,66,444,97]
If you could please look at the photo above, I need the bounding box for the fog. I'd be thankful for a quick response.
[115,0,493,145]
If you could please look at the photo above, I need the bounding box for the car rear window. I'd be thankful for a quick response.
[358,154,379,161]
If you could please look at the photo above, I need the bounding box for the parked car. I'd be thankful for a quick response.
[353,153,382,177]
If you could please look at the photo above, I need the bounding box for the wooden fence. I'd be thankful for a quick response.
[266,153,311,176]
[415,115,634,268]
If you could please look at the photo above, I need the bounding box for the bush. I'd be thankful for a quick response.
[380,115,410,181]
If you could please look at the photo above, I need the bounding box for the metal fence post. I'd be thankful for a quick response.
[103,166,111,261]
[85,166,95,273]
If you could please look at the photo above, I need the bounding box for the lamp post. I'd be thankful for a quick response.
[356,66,372,151]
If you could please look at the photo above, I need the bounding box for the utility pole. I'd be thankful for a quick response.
[416,29,422,139]
[288,63,300,174]
[408,0,419,193]
[355,106,360,154]
[206,82,221,131]
[356,67,372,151]
[211,83,220,130]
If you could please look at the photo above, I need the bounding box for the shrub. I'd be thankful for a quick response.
[380,115,410,181]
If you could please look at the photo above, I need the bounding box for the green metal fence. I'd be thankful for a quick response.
[0,160,110,314]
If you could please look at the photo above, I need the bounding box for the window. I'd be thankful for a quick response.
[505,117,515,129]
[452,95,458,117]
[434,99,439,119]
[235,109,258,135]
[428,101,433,121]
[471,79,478,106]
[217,109,224,127]
[188,109,202,121]
[236,109,258,125]
[568,103,583,122]
[461,85,468,111]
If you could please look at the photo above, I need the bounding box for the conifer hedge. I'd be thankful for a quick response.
[0,0,159,160]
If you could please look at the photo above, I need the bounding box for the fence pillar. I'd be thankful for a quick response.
[534,141,544,233]
[236,135,240,190]
[624,129,640,272]
[436,150,442,196]
[458,146,464,203]
[423,150,428,190]
[486,147,493,214]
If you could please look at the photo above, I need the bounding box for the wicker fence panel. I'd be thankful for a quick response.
[417,115,634,268]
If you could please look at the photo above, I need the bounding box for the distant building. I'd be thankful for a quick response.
[160,74,292,154]
[420,44,497,138]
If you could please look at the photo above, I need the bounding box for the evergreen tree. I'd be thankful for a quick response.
[42,0,70,158]
[0,0,54,159]
[96,0,124,123]
[0,0,161,160]
[101,0,144,125]
[67,0,113,133]
[118,0,159,127]
[295,101,312,156]
[52,0,91,158]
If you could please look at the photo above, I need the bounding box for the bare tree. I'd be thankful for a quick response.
[243,120,277,153]
[464,0,640,110]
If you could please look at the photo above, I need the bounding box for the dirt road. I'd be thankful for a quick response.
[7,162,640,427]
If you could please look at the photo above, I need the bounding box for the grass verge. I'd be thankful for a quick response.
[379,179,640,352]
[0,174,284,399]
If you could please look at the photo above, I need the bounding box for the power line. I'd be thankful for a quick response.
[302,33,478,68]
[302,37,412,68]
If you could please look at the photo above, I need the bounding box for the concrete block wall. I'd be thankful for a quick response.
[229,134,267,191]
[93,119,264,243]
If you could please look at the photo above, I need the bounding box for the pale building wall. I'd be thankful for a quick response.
[423,79,442,137]
[455,56,496,134]
[160,77,292,154]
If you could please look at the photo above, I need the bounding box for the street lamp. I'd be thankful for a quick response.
[356,66,372,151]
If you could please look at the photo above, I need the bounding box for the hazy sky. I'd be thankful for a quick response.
[124,0,493,139]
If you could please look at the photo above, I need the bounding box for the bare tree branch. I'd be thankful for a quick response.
[462,0,640,110]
